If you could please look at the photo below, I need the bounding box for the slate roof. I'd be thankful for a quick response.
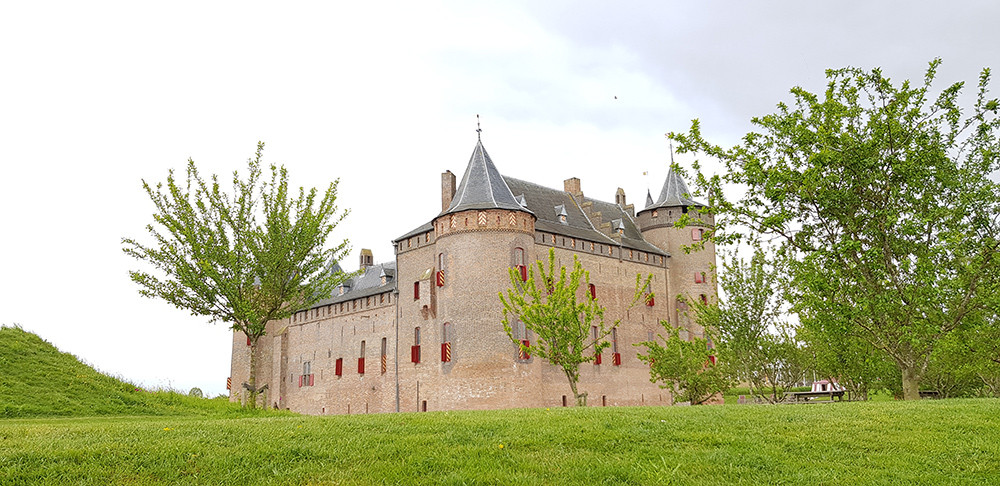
[647,166,704,209]
[443,140,532,216]
[310,261,396,309]
[504,177,667,256]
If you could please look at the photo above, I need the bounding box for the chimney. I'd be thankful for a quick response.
[360,249,373,271]
[564,177,583,200]
[615,187,626,206]
[442,170,456,212]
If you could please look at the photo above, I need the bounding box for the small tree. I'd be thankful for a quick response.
[695,249,808,403]
[638,326,733,405]
[123,142,351,408]
[499,248,649,406]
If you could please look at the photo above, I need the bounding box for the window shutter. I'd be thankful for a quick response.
[694,272,703,283]
[436,270,445,287]
[381,354,387,374]
[411,345,421,363]
[246,336,251,346]
[518,340,531,360]
[588,284,596,300]
[441,342,452,362]
[309,374,314,386]
[413,281,420,300]
[613,352,622,366]
[358,357,365,374]
[335,358,343,376]
[298,375,303,387]
[518,265,528,282]
[594,353,602,365]
[646,295,655,307]
[692,228,702,241]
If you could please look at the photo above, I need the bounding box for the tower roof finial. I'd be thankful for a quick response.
[476,114,482,141]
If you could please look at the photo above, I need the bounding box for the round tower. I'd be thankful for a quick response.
[635,167,717,336]
[419,139,537,410]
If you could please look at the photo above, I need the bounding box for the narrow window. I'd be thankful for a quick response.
[411,327,421,363]
[441,322,452,362]
[612,328,621,366]
[588,283,596,300]
[358,340,366,374]
[652,210,658,218]
[381,337,388,374]
[438,253,445,271]
[414,281,420,300]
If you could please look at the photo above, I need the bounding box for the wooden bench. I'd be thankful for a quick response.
[919,390,941,399]
[785,390,845,403]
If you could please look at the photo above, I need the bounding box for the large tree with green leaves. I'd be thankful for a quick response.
[499,248,650,406]
[671,60,1000,400]
[122,142,351,408]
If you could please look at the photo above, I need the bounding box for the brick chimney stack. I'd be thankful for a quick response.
[442,170,456,212]
[564,177,583,200]
[359,249,373,271]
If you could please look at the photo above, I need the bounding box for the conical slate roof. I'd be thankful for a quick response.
[651,166,703,209]
[444,140,531,215]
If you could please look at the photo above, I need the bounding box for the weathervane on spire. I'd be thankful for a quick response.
[476,114,482,141]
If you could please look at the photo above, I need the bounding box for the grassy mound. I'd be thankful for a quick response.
[0,325,251,418]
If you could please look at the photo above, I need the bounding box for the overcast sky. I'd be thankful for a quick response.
[2,1,996,397]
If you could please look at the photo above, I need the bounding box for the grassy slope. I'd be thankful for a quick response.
[2,399,998,485]
[0,326,252,418]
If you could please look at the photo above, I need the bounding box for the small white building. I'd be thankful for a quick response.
[811,379,844,393]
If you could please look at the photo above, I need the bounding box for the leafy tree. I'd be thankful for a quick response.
[800,321,896,401]
[123,142,351,408]
[637,326,733,405]
[499,248,650,406]
[671,60,1000,400]
[697,249,808,403]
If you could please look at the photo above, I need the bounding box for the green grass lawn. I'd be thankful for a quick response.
[2,399,998,485]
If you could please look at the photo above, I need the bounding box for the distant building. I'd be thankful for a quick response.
[230,138,718,414]
[811,380,844,393]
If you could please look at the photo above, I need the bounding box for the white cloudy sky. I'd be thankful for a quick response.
[2,1,996,396]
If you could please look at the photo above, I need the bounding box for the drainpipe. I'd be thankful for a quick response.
[394,241,401,413]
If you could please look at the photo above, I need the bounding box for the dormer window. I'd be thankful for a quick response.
[612,219,625,235]
[652,210,658,218]
[515,194,528,207]
[554,205,568,224]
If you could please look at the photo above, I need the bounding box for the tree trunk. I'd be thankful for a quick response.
[565,369,587,406]
[247,333,258,409]
[901,365,921,401]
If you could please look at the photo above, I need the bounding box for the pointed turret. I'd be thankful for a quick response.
[650,166,703,209]
[443,140,529,216]
[645,190,654,208]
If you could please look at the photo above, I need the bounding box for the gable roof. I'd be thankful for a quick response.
[504,177,666,256]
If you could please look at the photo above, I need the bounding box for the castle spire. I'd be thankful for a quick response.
[651,166,703,209]
[443,139,530,216]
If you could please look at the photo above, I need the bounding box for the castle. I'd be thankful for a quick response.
[229,138,717,414]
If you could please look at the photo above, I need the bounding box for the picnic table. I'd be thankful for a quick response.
[785,390,845,403]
